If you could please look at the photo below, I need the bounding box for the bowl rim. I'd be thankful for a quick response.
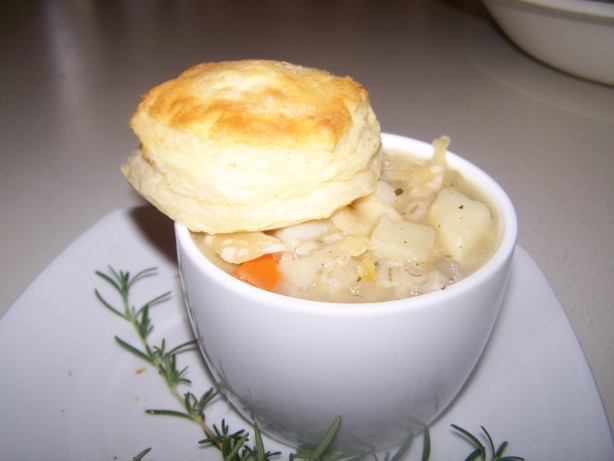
[486,0,614,19]
[175,132,518,317]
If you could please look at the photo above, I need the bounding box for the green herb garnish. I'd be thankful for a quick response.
[451,425,525,461]
[95,266,524,461]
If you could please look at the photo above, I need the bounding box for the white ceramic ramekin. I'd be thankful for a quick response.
[175,133,518,451]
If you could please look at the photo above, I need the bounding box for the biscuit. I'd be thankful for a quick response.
[122,60,381,233]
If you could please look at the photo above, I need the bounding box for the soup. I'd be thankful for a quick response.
[192,137,499,303]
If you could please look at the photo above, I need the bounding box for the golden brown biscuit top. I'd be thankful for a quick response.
[131,60,369,151]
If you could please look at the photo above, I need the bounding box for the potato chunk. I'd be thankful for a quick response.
[429,188,492,262]
[331,195,402,237]
[369,214,435,263]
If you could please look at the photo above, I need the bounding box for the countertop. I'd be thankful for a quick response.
[1,0,612,438]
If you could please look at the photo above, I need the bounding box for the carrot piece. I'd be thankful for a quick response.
[232,254,280,291]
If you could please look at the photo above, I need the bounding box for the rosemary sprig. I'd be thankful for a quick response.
[95,267,220,452]
[94,266,524,461]
[95,266,285,460]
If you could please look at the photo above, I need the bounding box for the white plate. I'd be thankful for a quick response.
[0,207,612,460]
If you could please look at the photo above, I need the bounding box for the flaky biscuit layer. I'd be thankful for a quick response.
[123,60,381,233]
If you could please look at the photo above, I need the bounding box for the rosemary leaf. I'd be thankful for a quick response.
[167,339,198,355]
[145,409,194,420]
[453,424,485,453]
[141,290,173,309]
[313,415,342,461]
[94,288,126,319]
[132,447,152,461]
[127,267,159,288]
[421,427,431,461]
[95,270,123,293]
[114,336,153,364]
[223,433,249,461]
[254,424,265,461]
[482,426,496,457]
[465,448,484,461]
[494,441,508,458]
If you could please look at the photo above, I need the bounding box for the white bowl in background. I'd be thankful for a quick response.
[175,133,518,452]
[482,0,614,86]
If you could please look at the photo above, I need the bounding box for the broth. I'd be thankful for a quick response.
[192,140,500,303]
